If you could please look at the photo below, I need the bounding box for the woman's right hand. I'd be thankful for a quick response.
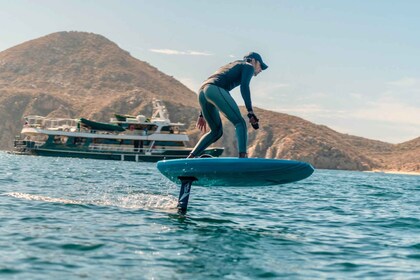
[247,112,259,129]
[196,115,207,133]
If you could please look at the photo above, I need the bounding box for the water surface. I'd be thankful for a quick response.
[0,152,419,279]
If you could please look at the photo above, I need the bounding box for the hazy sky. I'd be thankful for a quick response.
[1,0,419,143]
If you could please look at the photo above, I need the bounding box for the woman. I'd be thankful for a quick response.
[188,52,268,158]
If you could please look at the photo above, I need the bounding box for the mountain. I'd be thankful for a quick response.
[374,137,420,172]
[0,31,418,173]
[0,31,200,149]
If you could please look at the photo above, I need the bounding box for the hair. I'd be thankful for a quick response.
[244,57,253,63]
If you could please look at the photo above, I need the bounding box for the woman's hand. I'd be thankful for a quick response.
[247,112,259,129]
[196,115,207,133]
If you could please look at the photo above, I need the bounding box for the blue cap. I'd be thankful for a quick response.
[244,52,268,70]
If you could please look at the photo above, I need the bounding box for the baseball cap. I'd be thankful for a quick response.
[244,52,268,70]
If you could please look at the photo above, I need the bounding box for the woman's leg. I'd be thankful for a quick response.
[204,85,247,155]
[189,87,223,157]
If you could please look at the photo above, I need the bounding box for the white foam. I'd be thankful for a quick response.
[5,192,178,211]
[6,192,82,204]
[97,193,178,210]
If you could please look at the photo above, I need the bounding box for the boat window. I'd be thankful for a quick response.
[74,137,87,145]
[53,136,61,144]
[154,141,185,147]
[93,138,104,144]
[159,126,176,134]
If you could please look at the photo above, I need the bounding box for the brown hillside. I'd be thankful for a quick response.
[244,108,379,170]
[0,31,196,105]
[0,31,201,147]
[0,31,418,173]
[380,137,420,172]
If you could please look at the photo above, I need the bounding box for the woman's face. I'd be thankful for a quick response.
[252,59,262,76]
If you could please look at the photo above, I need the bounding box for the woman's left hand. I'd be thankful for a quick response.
[196,115,207,133]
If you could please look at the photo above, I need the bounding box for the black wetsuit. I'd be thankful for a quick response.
[201,60,254,111]
[191,60,255,156]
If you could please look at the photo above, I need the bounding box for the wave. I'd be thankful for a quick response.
[4,192,178,211]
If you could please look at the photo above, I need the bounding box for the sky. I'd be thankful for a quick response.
[1,0,419,143]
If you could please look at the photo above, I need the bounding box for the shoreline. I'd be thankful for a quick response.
[2,150,419,176]
[365,170,420,176]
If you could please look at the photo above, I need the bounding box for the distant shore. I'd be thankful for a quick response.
[366,170,420,176]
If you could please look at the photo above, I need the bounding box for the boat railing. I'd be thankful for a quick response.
[24,115,78,130]
[88,144,184,154]
[89,144,141,153]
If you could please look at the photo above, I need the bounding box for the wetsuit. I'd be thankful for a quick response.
[190,60,255,156]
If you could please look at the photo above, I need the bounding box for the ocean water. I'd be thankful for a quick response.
[0,151,419,279]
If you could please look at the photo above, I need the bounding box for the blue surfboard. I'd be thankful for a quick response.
[157,157,314,187]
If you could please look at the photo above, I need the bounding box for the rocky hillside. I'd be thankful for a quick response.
[0,31,200,147]
[0,31,418,173]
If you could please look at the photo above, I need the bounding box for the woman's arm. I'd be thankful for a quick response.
[240,64,255,113]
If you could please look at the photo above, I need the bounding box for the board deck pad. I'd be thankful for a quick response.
[157,158,314,186]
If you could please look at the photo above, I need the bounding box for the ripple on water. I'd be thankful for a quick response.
[0,153,419,279]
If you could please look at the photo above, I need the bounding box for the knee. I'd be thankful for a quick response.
[208,128,223,142]
[214,130,223,142]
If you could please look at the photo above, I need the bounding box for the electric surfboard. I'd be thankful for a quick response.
[157,157,314,187]
[157,158,314,215]
[157,158,314,214]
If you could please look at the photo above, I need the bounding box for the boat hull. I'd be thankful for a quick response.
[14,145,224,162]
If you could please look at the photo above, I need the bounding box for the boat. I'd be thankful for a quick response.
[13,99,224,162]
